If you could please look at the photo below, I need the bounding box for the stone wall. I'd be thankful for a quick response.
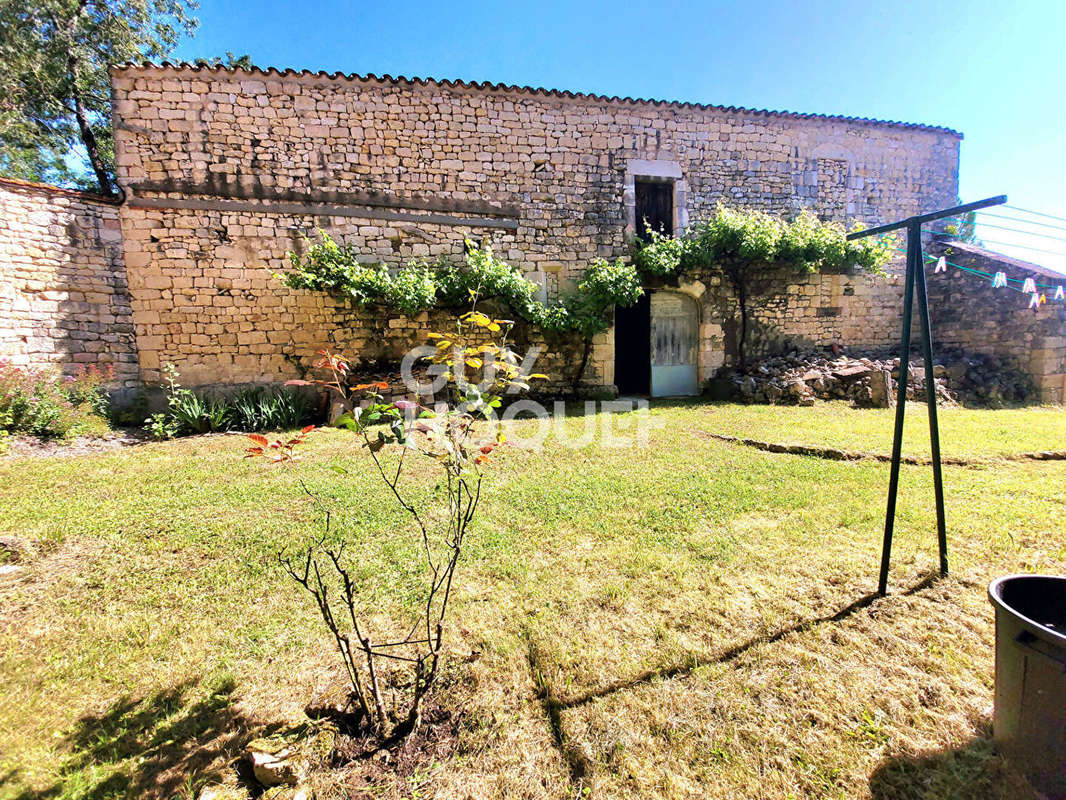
[110,64,960,390]
[118,204,586,390]
[725,262,905,364]
[928,240,1066,403]
[0,178,138,388]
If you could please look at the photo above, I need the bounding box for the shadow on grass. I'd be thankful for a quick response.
[7,675,276,800]
[869,727,1039,800]
[552,570,944,709]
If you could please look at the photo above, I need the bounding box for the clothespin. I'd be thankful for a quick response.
[934,256,947,273]
[1022,277,1037,293]
[1029,293,1042,309]
[1054,285,1065,301]
[992,272,1007,288]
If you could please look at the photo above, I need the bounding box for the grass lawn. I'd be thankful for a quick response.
[1,400,1063,799]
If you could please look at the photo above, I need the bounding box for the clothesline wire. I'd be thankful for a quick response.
[1004,204,1066,226]
[968,220,1066,245]
[888,244,1064,292]
[976,211,1066,234]
[980,239,1066,259]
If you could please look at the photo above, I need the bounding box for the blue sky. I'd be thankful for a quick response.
[174,0,1066,273]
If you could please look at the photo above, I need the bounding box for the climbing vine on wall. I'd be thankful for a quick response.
[634,208,894,364]
[279,208,892,387]
[280,232,644,390]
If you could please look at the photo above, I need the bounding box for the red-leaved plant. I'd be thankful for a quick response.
[246,308,544,739]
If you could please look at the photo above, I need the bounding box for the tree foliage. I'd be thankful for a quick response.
[635,207,893,363]
[0,0,197,193]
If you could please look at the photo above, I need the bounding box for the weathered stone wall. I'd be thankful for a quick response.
[928,241,1066,403]
[111,64,958,391]
[118,204,585,390]
[713,262,906,367]
[0,178,138,387]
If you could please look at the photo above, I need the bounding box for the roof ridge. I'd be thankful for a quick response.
[111,61,963,138]
[0,175,121,204]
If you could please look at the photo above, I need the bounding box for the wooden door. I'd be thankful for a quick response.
[650,292,698,397]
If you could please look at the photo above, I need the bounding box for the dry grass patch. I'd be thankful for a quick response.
[559,574,1035,800]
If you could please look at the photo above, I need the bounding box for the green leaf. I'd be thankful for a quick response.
[334,412,360,431]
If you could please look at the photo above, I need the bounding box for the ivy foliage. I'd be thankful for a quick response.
[280,231,643,340]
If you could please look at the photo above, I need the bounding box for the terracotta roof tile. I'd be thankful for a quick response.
[0,176,121,204]
[111,62,963,138]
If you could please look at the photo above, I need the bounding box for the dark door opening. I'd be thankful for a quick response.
[614,291,651,395]
[616,180,673,394]
[635,180,674,241]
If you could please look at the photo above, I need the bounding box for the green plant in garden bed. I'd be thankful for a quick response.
[145,364,317,439]
[229,385,315,432]
[0,359,112,439]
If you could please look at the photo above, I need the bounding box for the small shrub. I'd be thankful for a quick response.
[145,412,181,441]
[252,308,545,740]
[0,359,112,440]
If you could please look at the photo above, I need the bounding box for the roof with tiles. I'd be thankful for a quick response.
[111,62,963,138]
[0,176,121,204]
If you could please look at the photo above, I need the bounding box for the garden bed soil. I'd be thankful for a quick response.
[3,428,150,459]
[331,704,461,795]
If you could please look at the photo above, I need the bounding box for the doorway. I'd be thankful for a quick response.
[614,291,651,395]
[615,179,680,396]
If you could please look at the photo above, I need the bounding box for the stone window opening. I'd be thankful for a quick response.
[623,159,688,241]
[635,179,675,240]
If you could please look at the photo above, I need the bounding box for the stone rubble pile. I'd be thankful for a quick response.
[718,349,1033,408]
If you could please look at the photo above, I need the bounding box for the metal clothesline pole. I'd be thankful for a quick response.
[847,194,1006,595]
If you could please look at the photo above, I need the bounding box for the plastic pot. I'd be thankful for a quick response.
[988,574,1066,797]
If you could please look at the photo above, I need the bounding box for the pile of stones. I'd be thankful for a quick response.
[716,348,1033,408]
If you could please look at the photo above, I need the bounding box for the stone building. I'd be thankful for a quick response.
[1,63,1063,401]
[108,63,963,395]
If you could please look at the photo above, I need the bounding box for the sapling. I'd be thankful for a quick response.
[247,307,545,739]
